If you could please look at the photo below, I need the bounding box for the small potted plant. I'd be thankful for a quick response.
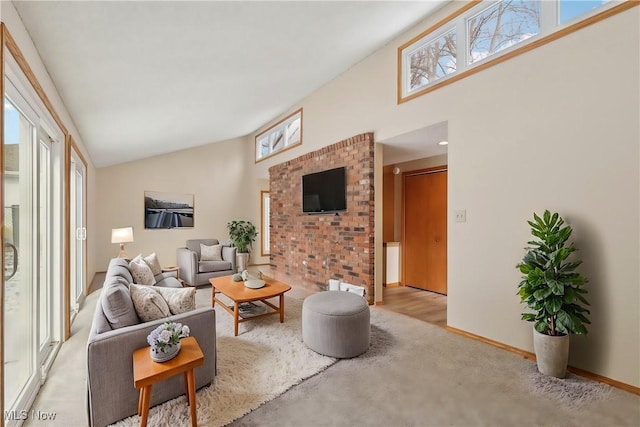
[227,220,258,272]
[147,321,190,362]
[516,210,590,378]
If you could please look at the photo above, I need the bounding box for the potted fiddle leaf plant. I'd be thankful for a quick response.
[227,220,258,273]
[516,210,590,378]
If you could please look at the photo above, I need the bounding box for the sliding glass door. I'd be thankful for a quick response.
[3,66,62,423]
[3,92,36,420]
[37,136,54,363]
[70,147,86,321]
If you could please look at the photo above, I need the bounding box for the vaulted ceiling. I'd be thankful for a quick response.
[12,1,449,167]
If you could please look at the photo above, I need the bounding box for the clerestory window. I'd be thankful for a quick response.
[467,0,541,65]
[255,108,302,162]
[398,0,625,103]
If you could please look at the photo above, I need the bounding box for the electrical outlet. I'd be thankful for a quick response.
[455,210,467,223]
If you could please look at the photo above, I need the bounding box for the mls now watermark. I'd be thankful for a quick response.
[4,410,57,421]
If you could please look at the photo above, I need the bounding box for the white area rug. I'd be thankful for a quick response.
[112,292,336,427]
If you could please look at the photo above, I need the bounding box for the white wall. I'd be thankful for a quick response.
[385,242,400,284]
[95,137,256,269]
[1,2,99,283]
[245,4,639,386]
[446,9,639,386]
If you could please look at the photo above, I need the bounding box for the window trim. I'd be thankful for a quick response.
[260,190,270,257]
[255,108,303,163]
[397,0,636,104]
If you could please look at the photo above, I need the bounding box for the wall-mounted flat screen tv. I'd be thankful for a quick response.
[302,166,347,214]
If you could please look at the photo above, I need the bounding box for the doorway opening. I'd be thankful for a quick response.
[379,121,448,328]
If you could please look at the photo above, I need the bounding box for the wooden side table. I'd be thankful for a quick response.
[133,336,204,427]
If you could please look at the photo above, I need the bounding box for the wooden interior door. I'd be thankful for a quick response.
[402,169,447,294]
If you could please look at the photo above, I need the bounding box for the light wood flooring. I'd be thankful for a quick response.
[379,285,447,328]
[258,265,447,328]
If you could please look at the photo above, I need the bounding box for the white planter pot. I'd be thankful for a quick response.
[533,327,570,378]
[150,341,181,363]
[236,252,250,273]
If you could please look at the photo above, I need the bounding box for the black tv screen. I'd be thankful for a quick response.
[302,167,347,214]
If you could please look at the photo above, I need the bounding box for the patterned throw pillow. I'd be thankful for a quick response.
[143,252,162,276]
[154,286,196,315]
[129,283,171,322]
[200,244,223,261]
[129,256,156,285]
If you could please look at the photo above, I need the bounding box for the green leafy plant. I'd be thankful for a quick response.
[516,210,590,336]
[227,220,257,253]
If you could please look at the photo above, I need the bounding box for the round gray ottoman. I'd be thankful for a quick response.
[302,291,370,358]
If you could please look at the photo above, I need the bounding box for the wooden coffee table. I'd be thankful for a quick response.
[210,275,291,336]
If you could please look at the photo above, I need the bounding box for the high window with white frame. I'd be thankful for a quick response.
[255,108,302,162]
[406,28,457,94]
[398,0,623,102]
[467,1,540,65]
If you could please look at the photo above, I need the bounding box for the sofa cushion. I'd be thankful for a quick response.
[129,255,157,285]
[143,252,163,275]
[198,260,233,273]
[154,274,183,288]
[100,280,140,329]
[111,275,131,288]
[200,244,223,261]
[106,258,134,283]
[130,284,171,322]
[154,286,196,315]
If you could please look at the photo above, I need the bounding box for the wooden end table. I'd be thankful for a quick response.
[133,336,204,427]
[210,275,291,336]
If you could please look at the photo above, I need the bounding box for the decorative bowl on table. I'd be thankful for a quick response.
[150,342,181,362]
[244,279,265,289]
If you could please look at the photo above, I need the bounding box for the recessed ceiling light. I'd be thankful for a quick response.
[438,140,449,146]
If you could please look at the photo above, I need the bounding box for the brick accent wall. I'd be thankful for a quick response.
[269,133,375,303]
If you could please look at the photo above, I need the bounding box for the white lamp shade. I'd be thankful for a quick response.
[111,227,134,244]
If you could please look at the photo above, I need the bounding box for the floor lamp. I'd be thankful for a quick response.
[111,227,134,259]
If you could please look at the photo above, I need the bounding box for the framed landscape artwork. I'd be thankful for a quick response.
[144,191,194,229]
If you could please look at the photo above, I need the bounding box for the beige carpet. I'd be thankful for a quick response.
[24,281,640,427]
[229,304,640,427]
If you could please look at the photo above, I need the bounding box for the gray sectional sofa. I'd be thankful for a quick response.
[86,258,216,427]
[176,238,237,286]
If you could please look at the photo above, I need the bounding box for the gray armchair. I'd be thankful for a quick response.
[176,239,237,286]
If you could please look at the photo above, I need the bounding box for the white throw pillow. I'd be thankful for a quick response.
[143,252,162,276]
[200,244,223,261]
[154,286,196,315]
[129,256,156,285]
[129,284,171,322]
